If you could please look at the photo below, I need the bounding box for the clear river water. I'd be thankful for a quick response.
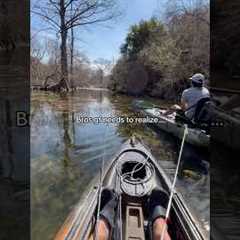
[31,90,209,240]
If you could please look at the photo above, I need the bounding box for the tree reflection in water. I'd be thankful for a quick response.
[31,90,210,240]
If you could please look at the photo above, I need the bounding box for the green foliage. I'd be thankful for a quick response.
[109,57,129,93]
[110,4,210,100]
[120,18,165,59]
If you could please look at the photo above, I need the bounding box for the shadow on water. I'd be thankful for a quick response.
[31,90,209,240]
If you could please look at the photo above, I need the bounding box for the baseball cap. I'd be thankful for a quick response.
[189,73,205,85]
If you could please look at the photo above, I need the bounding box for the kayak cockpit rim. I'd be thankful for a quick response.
[54,138,208,240]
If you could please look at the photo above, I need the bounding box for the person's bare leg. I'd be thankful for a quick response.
[153,218,171,240]
[95,218,110,240]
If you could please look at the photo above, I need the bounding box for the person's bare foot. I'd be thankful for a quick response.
[153,217,171,240]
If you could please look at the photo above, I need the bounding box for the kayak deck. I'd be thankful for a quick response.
[55,138,207,240]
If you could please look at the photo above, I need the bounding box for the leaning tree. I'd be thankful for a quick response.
[32,0,120,91]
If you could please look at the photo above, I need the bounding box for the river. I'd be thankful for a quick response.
[31,90,209,240]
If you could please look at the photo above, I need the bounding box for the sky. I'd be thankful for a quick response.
[31,0,166,63]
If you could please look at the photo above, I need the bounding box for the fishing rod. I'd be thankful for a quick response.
[160,125,188,240]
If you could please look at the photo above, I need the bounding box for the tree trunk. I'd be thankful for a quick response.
[60,0,69,91]
[70,29,74,88]
[70,2,74,89]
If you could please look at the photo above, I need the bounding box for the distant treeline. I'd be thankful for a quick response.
[31,39,111,90]
[31,0,120,91]
[109,0,209,100]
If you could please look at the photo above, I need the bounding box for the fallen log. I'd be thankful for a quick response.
[46,78,68,92]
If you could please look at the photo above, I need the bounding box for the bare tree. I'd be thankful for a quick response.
[70,1,74,88]
[32,0,120,91]
[93,58,114,87]
[165,0,209,26]
[164,0,210,78]
[31,37,62,87]
[31,38,47,85]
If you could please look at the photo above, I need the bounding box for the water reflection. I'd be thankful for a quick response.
[31,90,209,240]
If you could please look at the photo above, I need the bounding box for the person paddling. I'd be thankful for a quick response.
[181,73,210,119]
[164,73,210,121]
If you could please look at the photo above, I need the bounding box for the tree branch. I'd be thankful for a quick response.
[67,16,115,30]
[65,0,79,10]
[65,1,99,27]
[31,10,60,30]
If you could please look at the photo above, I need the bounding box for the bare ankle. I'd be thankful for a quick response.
[95,219,110,240]
[153,217,171,240]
